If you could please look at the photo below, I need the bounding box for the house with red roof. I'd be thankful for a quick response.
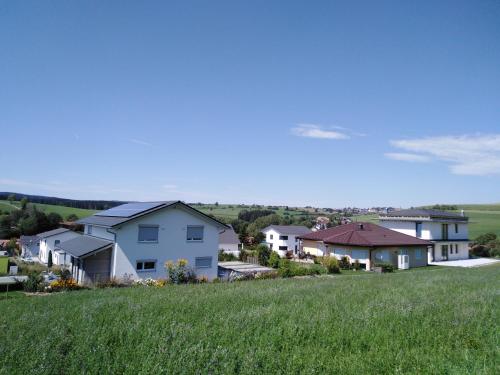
[298,222,433,270]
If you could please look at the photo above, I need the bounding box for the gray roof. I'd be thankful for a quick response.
[57,235,113,258]
[77,200,229,229]
[219,225,240,245]
[380,209,468,220]
[20,235,39,246]
[261,225,312,236]
[37,228,71,239]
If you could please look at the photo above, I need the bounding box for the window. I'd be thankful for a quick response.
[455,244,459,253]
[87,225,93,235]
[415,222,422,238]
[415,249,422,259]
[195,257,212,268]
[279,246,288,250]
[138,225,159,242]
[269,244,273,250]
[279,235,288,240]
[187,226,204,241]
[455,224,459,234]
[442,224,449,240]
[441,245,448,257]
[136,260,157,272]
[270,234,273,240]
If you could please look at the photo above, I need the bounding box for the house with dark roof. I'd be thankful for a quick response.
[219,225,241,255]
[20,235,40,259]
[299,222,433,270]
[37,228,81,266]
[262,225,312,257]
[379,209,470,262]
[59,201,228,284]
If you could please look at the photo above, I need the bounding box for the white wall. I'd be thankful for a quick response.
[263,229,301,257]
[380,219,468,241]
[220,243,240,255]
[111,206,220,281]
[39,231,81,265]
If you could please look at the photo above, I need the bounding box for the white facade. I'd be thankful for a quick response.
[379,216,469,262]
[219,242,240,255]
[263,228,302,257]
[83,205,222,281]
[39,231,81,266]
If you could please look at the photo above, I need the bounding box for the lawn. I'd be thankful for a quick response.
[0,200,97,220]
[0,265,498,374]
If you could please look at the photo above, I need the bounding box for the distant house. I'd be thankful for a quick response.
[37,228,81,266]
[299,222,433,270]
[219,225,241,256]
[20,235,40,259]
[59,201,228,284]
[379,209,470,262]
[262,225,312,257]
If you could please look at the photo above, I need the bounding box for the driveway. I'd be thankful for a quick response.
[430,258,499,268]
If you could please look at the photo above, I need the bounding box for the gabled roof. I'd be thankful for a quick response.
[380,209,468,221]
[77,201,229,229]
[36,228,71,239]
[299,222,433,247]
[57,235,113,258]
[219,225,240,245]
[20,235,39,246]
[261,225,312,236]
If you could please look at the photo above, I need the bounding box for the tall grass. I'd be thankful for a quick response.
[0,265,498,374]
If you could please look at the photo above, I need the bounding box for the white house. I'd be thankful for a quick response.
[59,201,228,284]
[219,225,241,256]
[379,209,470,262]
[262,225,312,257]
[37,228,81,266]
[20,235,40,259]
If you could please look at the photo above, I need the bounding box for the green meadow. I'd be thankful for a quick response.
[0,200,97,220]
[0,265,498,374]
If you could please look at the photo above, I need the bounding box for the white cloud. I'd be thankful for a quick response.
[291,124,350,140]
[384,153,431,163]
[387,134,500,176]
[130,138,152,146]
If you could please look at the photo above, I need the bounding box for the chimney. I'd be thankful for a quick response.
[358,223,364,230]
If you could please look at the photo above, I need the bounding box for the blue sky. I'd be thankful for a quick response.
[0,0,499,207]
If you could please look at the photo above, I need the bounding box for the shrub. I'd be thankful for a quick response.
[285,251,294,259]
[353,259,361,271]
[256,244,271,266]
[375,263,395,273]
[321,256,340,274]
[278,259,295,278]
[255,271,279,280]
[474,232,497,246]
[470,245,490,257]
[278,260,326,277]
[49,278,80,292]
[165,259,196,284]
[268,251,280,268]
[22,272,44,292]
[339,256,351,270]
[218,250,237,261]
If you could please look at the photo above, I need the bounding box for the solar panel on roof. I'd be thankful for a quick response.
[96,202,165,217]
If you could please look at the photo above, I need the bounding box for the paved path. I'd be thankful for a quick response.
[430,258,499,268]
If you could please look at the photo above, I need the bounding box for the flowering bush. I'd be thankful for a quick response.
[133,278,168,287]
[49,278,81,292]
[165,259,196,284]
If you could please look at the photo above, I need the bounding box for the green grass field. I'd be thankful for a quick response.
[0,265,498,374]
[195,204,315,220]
[0,200,97,220]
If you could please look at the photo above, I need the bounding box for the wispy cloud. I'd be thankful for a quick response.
[291,124,350,140]
[386,134,500,176]
[384,153,431,163]
[130,138,152,146]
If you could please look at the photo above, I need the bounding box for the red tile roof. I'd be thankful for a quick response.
[299,222,433,247]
